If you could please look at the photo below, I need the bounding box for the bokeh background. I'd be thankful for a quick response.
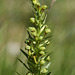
[0,0,75,75]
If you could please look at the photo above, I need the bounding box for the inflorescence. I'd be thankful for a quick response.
[18,0,52,75]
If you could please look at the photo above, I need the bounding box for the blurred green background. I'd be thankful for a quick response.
[0,0,75,75]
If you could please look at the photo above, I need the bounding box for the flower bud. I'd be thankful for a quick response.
[38,36,43,41]
[31,32,37,36]
[45,40,50,45]
[33,0,37,5]
[25,39,30,44]
[41,68,48,73]
[45,28,51,34]
[33,0,40,7]
[39,51,45,55]
[47,41,50,45]
[25,45,30,50]
[35,37,38,41]
[45,29,51,34]
[30,18,35,23]
[40,59,46,65]
[29,27,36,32]
[41,5,48,10]
[33,41,36,44]
[46,56,50,61]
[36,2,40,7]
[39,47,46,51]
[45,40,48,43]
[29,27,37,36]
[28,50,32,56]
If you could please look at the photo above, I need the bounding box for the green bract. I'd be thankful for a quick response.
[18,0,52,75]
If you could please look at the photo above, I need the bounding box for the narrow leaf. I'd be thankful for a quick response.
[17,58,32,72]
[28,61,36,69]
[27,30,32,39]
[20,49,28,58]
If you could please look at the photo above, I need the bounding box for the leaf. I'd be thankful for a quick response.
[17,58,32,72]
[28,60,36,69]
[27,61,38,73]
[47,72,51,75]
[20,49,28,58]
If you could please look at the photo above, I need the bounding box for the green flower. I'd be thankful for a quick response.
[41,68,48,73]
[28,50,32,56]
[39,46,46,51]
[40,59,46,65]
[29,27,36,32]
[41,5,48,10]
[45,40,50,45]
[39,51,45,55]
[33,41,36,44]
[33,0,37,4]
[33,0,40,6]
[18,0,53,74]
[25,45,30,50]
[30,18,35,23]
[36,2,40,7]
[28,27,37,36]
[45,28,51,34]
[38,36,43,41]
